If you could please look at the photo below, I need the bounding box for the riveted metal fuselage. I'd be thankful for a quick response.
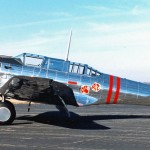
[0,53,150,106]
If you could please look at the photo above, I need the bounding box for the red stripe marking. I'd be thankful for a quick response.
[106,75,114,104]
[68,81,77,85]
[114,77,121,104]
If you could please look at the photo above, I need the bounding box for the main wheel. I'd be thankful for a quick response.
[0,100,16,125]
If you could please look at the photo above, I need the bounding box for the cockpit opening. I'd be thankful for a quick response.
[14,53,44,67]
[69,63,85,74]
[69,62,101,76]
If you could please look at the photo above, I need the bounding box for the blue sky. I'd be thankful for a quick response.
[0,0,150,82]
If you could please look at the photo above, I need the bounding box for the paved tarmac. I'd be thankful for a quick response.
[0,104,150,150]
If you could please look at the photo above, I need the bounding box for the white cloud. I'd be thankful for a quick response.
[0,17,72,30]
[51,12,71,17]
[87,22,150,33]
[84,5,120,12]
[31,11,71,17]
[131,5,150,15]
[132,5,142,15]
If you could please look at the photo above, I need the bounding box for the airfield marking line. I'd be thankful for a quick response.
[106,75,114,104]
[114,77,121,104]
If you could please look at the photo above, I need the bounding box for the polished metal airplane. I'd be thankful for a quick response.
[0,53,150,125]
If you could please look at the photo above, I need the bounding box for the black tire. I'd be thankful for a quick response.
[0,100,16,125]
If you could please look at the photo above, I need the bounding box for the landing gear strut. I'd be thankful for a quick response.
[0,97,16,125]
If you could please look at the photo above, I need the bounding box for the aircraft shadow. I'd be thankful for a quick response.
[16,111,150,130]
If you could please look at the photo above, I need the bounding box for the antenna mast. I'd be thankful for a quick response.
[66,30,72,61]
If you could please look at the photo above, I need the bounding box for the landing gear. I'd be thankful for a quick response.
[55,95,71,118]
[0,100,16,125]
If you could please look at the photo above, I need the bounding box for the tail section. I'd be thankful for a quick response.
[101,75,150,106]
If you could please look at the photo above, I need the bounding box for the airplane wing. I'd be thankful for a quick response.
[0,76,78,107]
[0,76,79,125]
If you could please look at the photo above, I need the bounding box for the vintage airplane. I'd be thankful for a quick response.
[0,52,150,125]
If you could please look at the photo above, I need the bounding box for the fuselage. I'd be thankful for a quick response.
[0,53,150,106]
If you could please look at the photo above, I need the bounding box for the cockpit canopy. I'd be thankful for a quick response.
[14,53,101,76]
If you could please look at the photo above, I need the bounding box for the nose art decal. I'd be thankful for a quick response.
[80,85,90,94]
[91,82,101,92]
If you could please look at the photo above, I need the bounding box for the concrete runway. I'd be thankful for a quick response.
[0,104,150,150]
